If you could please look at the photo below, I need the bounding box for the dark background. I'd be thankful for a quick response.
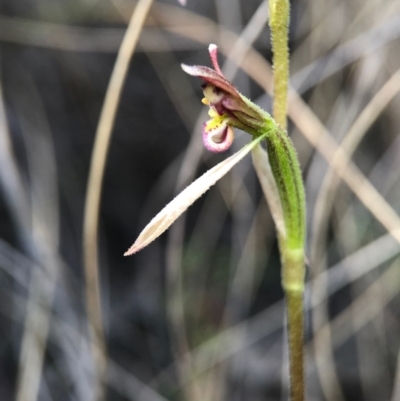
[1,0,400,400]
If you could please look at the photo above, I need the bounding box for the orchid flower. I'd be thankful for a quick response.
[182,44,271,153]
[125,44,305,260]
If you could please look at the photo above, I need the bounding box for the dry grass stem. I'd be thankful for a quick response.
[82,0,153,398]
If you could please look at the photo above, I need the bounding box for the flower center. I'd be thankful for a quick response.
[205,109,228,143]
[202,84,224,106]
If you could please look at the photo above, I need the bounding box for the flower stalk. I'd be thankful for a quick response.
[269,0,290,130]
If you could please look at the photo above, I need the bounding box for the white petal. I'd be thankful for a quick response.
[125,136,265,255]
[251,144,286,238]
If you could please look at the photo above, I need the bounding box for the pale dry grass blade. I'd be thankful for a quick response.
[223,200,273,323]
[0,86,31,250]
[311,270,346,401]
[82,0,153,398]
[108,362,170,401]
[392,347,400,401]
[215,0,242,33]
[311,68,400,264]
[309,65,400,401]
[0,15,214,53]
[6,224,398,400]
[221,0,268,80]
[307,53,395,396]
[0,255,170,401]
[338,218,391,401]
[317,258,400,358]
[292,14,400,92]
[148,228,400,392]
[333,123,400,400]
[0,16,125,52]
[368,135,400,197]
[1,70,63,401]
[288,88,400,243]
[312,258,398,401]
[17,265,58,401]
[0,230,93,399]
[12,72,60,401]
[3,2,398,79]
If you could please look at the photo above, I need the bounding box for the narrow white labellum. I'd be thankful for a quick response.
[125,135,265,256]
[251,144,286,239]
[203,123,234,153]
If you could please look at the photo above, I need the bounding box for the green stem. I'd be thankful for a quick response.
[268,1,306,400]
[269,0,290,130]
[264,126,306,401]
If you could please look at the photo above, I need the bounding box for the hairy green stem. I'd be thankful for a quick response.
[261,124,305,401]
[268,1,306,400]
[268,0,290,130]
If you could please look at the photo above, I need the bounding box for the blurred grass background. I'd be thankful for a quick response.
[1,0,400,400]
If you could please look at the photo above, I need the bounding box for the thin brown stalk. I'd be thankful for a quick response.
[286,291,305,401]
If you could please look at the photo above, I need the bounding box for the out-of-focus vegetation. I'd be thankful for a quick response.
[1,0,400,400]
